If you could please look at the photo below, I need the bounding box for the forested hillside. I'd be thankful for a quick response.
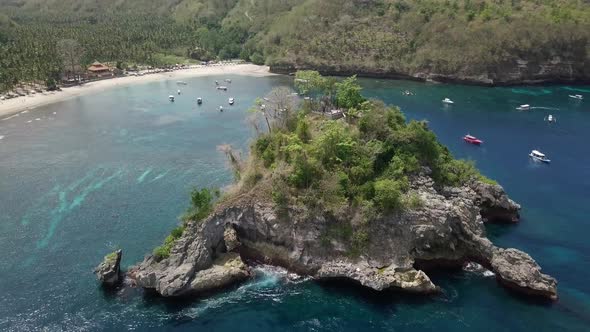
[1,0,589,91]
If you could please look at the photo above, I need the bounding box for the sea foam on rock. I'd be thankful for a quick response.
[128,173,557,300]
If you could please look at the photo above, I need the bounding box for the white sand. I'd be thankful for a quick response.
[0,64,275,118]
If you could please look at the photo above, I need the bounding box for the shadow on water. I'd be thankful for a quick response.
[484,222,518,241]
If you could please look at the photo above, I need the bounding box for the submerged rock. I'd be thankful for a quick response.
[129,176,557,300]
[95,249,122,286]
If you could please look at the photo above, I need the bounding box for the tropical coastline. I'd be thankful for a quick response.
[0,64,274,119]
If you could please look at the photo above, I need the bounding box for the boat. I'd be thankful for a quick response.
[569,94,583,100]
[177,89,181,95]
[529,150,551,163]
[229,98,235,105]
[545,114,556,123]
[217,86,228,91]
[215,80,219,86]
[176,81,188,85]
[463,134,483,145]
[224,79,232,83]
[168,95,175,102]
[197,97,203,105]
[442,97,454,104]
[516,104,530,111]
[219,106,224,112]
[402,90,414,96]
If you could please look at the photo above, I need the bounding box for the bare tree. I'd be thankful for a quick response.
[217,144,243,179]
[57,39,84,81]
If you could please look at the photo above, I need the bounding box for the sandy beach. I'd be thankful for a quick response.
[0,64,276,119]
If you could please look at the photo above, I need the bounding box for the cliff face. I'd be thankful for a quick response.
[130,174,557,300]
[270,56,590,86]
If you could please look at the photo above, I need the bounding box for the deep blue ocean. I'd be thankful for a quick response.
[1,74,589,331]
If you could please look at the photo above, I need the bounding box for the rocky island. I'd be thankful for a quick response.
[126,72,557,301]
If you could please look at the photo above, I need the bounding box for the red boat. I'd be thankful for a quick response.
[463,134,483,145]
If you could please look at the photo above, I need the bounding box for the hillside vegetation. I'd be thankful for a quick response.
[1,0,589,91]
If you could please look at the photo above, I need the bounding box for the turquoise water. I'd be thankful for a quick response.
[1,75,589,331]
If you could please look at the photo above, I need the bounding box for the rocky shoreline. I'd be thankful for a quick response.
[269,61,590,87]
[122,172,557,301]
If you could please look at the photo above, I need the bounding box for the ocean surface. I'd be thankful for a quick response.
[1,74,589,331]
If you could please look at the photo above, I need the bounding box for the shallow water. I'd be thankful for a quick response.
[0,75,589,331]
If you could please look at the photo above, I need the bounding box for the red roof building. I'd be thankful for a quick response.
[87,61,110,73]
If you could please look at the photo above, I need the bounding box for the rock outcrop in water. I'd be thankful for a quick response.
[129,174,557,300]
[95,249,122,287]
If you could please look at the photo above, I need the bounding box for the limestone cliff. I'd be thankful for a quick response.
[129,174,557,300]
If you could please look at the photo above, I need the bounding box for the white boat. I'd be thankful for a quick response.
[169,95,175,102]
[224,79,232,83]
[442,98,454,104]
[529,150,551,163]
[569,94,583,100]
[217,86,228,91]
[197,97,203,105]
[516,104,530,111]
[229,98,235,105]
[176,81,188,85]
[177,89,181,95]
[545,114,556,123]
[219,106,224,112]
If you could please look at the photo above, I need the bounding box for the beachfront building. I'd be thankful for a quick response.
[87,61,112,78]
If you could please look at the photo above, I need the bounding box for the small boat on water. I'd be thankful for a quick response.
[168,95,175,102]
[463,134,483,145]
[442,97,454,104]
[569,94,583,100]
[529,150,551,163]
[229,98,235,105]
[516,104,530,111]
[176,81,188,85]
[219,106,224,112]
[197,97,203,105]
[217,86,228,91]
[224,79,232,83]
[545,114,556,123]
[177,89,181,95]
[215,80,219,86]
[403,90,414,96]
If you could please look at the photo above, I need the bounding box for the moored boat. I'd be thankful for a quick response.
[177,89,181,95]
[168,95,175,102]
[442,97,454,104]
[197,97,203,105]
[217,86,228,91]
[176,81,188,85]
[569,94,583,100]
[229,98,235,105]
[224,79,232,83]
[219,106,224,112]
[545,114,556,123]
[529,150,550,163]
[463,134,483,145]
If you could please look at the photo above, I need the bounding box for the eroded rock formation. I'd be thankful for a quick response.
[129,175,557,300]
[94,249,123,287]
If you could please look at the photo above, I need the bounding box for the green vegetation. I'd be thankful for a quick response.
[104,251,119,263]
[181,188,218,222]
[245,71,494,219]
[2,1,589,92]
[153,187,217,261]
